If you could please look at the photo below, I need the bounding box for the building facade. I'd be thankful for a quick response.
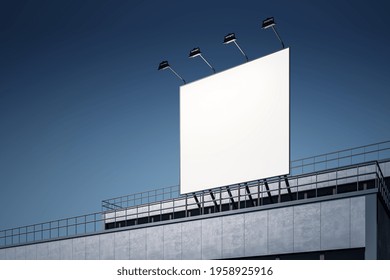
[1,142,389,260]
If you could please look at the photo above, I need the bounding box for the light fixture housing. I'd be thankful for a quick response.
[262,17,275,29]
[158,60,170,71]
[189,47,201,58]
[223,33,236,44]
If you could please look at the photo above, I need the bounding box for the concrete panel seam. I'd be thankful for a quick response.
[243,213,246,256]
[71,239,73,259]
[129,230,131,260]
[319,202,322,250]
[180,223,182,260]
[221,214,223,259]
[163,222,165,259]
[349,198,351,248]
[266,211,271,255]
[292,205,295,253]
[349,198,352,248]
[200,218,203,259]
[180,223,184,260]
[145,228,149,259]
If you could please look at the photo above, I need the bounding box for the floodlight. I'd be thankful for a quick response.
[223,33,236,44]
[223,33,248,62]
[261,17,285,49]
[158,61,170,70]
[189,47,215,73]
[189,47,202,58]
[262,17,275,29]
[158,60,186,84]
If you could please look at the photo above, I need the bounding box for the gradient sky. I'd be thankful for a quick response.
[1,0,390,230]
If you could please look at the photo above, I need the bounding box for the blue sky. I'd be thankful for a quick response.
[1,0,389,230]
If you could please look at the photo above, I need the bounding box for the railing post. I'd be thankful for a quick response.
[337,152,340,168]
[172,198,175,220]
[357,164,360,191]
[377,144,380,160]
[325,154,327,170]
[202,192,205,215]
[238,187,240,209]
[185,194,188,218]
[159,201,162,222]
[219,187,222,212]
[375,170,378,189]
[147,204,150,223]
[135,206,138,225]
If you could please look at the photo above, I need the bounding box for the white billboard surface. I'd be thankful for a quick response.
[180,48,290,194]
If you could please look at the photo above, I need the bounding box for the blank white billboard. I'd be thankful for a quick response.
[180,48,290,194]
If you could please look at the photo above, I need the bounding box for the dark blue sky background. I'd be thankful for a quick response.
[1,0,389,230]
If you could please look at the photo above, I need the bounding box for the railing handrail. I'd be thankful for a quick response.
[101,159,388,212]
[291,140,390,163]
[101,185,179,204]
[100,160,383,214]
[291,147,390,169]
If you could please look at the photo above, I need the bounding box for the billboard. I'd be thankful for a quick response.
[180,48,290,194]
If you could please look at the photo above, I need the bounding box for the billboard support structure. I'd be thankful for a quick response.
[264,179,273,203]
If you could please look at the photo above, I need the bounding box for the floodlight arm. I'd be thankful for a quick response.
[199,54,216,73]
[271,26,285,49]
[233,41,249,62]
[158,60,186,84]
[168,67,186,84]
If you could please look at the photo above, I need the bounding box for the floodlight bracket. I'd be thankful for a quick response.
[158,60,186,84]
[189,47,216,73]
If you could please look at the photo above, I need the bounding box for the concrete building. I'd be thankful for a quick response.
[1,141,389,260]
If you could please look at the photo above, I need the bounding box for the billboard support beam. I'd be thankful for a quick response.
[192,193,202,210]
[284,175,293,200]
[209,190,219,211]
[264,179,274,203]
[244,183,255,207]
[226,187,236,209]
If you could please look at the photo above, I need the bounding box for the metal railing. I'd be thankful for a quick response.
[102,161,389,227]
[102,185,179,211]
[290,140,390,175]
[0,212,104,248]
[1,159,389,248]
[102,140,390,211]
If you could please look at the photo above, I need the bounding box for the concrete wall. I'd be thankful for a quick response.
[380,161,390,177]
[378,198,390,259]
[0,196,365,260]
